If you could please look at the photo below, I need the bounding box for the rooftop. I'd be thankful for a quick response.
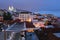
[5,22,35,32]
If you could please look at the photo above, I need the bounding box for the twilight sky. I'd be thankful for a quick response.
[0,0,60,16]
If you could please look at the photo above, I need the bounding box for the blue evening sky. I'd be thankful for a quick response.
[0,0,60,17]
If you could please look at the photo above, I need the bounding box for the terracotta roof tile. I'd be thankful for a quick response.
[26,22,35,28]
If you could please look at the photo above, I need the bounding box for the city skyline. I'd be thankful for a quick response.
[0,0,60,40]
[0,0,60,11]
[0,0,60,17]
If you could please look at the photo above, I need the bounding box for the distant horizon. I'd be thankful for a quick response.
[0,0,60,11]
[0,8,60,17]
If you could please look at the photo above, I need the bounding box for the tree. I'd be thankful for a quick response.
[3,12,7,20]
[0,23,3,32]
[7,12,12,20]
[3,12,12,20]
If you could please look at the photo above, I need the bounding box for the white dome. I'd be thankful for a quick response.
[9,6,15,11]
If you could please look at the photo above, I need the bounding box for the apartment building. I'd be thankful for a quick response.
[19,11,33,22]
